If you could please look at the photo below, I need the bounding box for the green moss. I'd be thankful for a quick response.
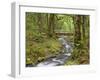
[65,60,79,65]
[26,57,33,64]
[65,47,89,65]
[26,38,62,65]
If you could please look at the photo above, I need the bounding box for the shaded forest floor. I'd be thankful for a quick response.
[65,38,89,65]
[26,12,90,67]
[26,35,89,67]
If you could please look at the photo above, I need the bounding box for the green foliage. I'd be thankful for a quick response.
[55,15,74,33]
[66,40,89,65]
[26,38,62,65]
[25,12,90,66]
[26,57,33,64]
[65,60,79,65]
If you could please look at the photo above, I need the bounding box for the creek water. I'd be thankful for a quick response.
[35,37,73,67]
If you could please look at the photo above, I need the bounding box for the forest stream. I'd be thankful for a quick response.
[26,13,90,67]
[27,37,73,67]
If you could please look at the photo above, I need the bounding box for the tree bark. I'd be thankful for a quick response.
[82,15,86,40]
[48,14,55,37]
[37,13,43,33]
[74,15,81,44]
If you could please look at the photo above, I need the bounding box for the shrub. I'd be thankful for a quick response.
[26,38,62,65]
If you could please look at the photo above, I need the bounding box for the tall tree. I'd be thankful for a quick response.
[48,14,56,37]
[74,15,81,45]
[37,13,43,33]
[81,15,86,40]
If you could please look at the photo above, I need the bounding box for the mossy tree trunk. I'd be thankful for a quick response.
[37,13,43,33]
[48,14,56,37]
[74,15,81,46]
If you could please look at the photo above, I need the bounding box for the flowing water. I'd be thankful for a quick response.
[35,36,73,67]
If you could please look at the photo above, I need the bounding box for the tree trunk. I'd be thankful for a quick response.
[81,15,86,40]
[48,14,55,37]
[37,13,43,33]
[74,15,81,45]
